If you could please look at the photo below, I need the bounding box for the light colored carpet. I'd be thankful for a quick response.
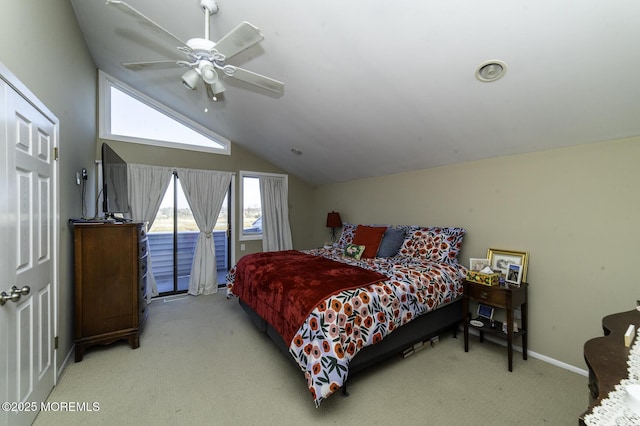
[35,293,587,425]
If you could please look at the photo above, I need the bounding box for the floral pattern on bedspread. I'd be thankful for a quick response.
[227,247,466,407]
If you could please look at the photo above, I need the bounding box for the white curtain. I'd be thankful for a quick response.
[176,168,232,296]
[126,163,173,302]
[259,175,293,252]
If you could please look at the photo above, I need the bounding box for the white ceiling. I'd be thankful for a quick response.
[70,0,640,185]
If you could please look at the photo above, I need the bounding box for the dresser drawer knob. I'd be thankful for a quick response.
[480,292,488,299]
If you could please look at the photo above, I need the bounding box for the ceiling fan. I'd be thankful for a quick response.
[106,0,284,101]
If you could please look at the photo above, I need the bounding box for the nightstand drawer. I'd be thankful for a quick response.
[466,285,507,306]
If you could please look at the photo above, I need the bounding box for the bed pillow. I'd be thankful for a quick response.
[398,226,466,264]
[376,227,406,257]
[337,223,357,249]
[343,243,365,260]
[352,225,387,258]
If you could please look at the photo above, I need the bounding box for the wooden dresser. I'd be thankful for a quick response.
[580,308,640,424]
[72,222,148,362]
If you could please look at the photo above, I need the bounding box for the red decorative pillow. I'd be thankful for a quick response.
[352,225,388,258]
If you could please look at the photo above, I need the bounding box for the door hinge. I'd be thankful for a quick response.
[54,336,59,349]
[53,147,59,160]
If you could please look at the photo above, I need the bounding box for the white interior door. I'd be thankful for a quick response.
[0,67,58,426]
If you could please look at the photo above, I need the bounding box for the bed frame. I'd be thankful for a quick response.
[238,297,462,395]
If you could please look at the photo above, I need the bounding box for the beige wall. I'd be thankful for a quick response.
[98,139,316,261]
[313,138,640,369]
[1,1,98,373]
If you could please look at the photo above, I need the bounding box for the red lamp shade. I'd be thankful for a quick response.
[326,211,342,228]
[326,211,342,242]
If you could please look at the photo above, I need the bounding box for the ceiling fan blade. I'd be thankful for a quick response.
[121,60,184,71]
[106,0,187,48]
[214,22,264,60]
[223,66,284,94]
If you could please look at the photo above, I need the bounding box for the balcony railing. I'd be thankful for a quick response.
[147,230,228,294]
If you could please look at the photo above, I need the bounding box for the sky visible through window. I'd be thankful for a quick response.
[243,177,261,209]
[243,176,262,234]
[110,86,225,149]
[153,177,260,211]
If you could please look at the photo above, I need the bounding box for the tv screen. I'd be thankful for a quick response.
[102,143,129,215]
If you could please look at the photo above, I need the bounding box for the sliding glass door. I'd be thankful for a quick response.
[149,173,230,295]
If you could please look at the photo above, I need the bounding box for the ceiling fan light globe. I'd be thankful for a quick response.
[202,67,218,84]
[212,80,225,95]
[198,61,218,84]
[181,69,200,90]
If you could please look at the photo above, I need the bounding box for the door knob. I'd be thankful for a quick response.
[0,285,30,306]
[13,285,30,296]
[0,291,20,305]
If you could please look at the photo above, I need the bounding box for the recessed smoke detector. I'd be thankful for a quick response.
[475,60,507,82]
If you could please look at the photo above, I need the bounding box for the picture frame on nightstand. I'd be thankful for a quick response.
[506,263,523,286]
[477,303,495,320]
[487,248,529,282]
[469,258,490,271]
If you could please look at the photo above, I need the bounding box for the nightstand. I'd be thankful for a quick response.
[463,279,528,371]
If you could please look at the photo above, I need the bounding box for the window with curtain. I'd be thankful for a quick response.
[258,174,293,252]
[239,170,292,251]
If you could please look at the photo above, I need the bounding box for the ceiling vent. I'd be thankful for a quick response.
[475,60,507,82]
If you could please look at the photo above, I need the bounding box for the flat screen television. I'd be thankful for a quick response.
[102,143,129,218]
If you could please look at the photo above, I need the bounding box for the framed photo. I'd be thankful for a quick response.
[469,258,490,271]
[505,263,523,286]
[477,304,495,320]
[487,248,529,282]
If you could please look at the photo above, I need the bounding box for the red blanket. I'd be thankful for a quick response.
[232,250,388,344]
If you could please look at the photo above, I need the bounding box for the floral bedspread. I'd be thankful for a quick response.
[227,247,466,407]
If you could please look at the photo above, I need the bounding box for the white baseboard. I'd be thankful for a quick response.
[466,328,588,377]
[55,344,75,385]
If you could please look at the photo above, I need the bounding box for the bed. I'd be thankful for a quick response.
[227,223,467,407]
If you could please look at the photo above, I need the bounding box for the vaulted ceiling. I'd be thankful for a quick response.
[70,0,640,185]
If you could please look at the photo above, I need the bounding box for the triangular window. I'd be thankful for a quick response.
[99,71,229,155]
